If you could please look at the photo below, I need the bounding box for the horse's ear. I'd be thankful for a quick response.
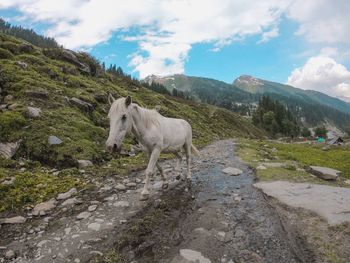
[125,95,132,107]
[108,93,116,105]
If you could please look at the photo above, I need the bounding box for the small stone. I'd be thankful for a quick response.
[88,222,101,231]
[5,250,15,259]
[115,184,127,191]
[57,188,77,200]
[76,211,91,220]
[32,198,57,216]
[26,107,41,118]
[345,179,350,185]
[77,160,93,169]
[61,197,79,206]
[1,177,15,185]
[234,196,242,202]
[126,182,137,188]
[37,239,49,247]
[113,201,130,208]
[119,219,127,224]
[0,141,21,159]
[308,166,341,180]
[48,136,63,145]
[256,165,266,170]
[222,167,243,176]
[88,205,97,212]
[0,216,26,224]
[4,95,14,102]
[16,61,28,69]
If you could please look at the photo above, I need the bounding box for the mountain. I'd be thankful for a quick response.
[146,74,350,129]
[234,75,350,114]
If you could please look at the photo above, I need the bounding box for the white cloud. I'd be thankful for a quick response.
[287,0,350,44]
[0,0,291,77]
[287,55,350,102]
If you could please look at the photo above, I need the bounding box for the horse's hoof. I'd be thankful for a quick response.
[175,175,181,180]
[162,182,169,189]
[139,194,149,201]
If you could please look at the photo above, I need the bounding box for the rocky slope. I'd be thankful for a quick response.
[0,32,263,213]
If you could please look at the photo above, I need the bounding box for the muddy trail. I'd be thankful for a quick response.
[0,140,315,262]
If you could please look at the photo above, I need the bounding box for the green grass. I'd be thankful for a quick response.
[237,139,350,185]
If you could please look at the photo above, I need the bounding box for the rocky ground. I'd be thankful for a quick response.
[1,139,345,262]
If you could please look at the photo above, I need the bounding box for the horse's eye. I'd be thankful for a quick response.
[121,114,127,121]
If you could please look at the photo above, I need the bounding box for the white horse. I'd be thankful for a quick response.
[106,95,199,200]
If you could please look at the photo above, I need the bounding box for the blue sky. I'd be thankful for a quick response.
[1,0,350,101]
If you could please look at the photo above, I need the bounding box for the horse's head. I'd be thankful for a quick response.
[106,95,133,153]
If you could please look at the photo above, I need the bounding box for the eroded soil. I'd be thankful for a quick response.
[1,140,317,262]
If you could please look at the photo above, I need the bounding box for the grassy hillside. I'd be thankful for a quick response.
[0,32,264,212]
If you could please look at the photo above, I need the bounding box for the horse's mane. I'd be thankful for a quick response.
[134,104,161,129]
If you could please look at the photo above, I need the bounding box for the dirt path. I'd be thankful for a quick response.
[0,140,315,262]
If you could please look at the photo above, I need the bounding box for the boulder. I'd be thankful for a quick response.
[1,177,15,185]
[25,90,49,99]
[70,97,93,112]
[222,167,243,176]
[19,43,34,53]
[26,106,41,118]
[308,166,341,180]
[32,198,57,216]
[0,141,21,159]
[77,160,93,169]
[61,49,81,65]
[48,135,63,145]
[57,188,77,200]
[16,61,28,69]
[0,216,26,224]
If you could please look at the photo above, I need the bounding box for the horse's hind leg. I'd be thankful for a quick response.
[156,163,168,189]
[185,143,192,180]
[174,152,182,180]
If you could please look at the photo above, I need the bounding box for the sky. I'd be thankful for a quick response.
[1,0,350,102]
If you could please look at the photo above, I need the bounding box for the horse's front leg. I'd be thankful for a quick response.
[156,163,168,189]
[141,148,161,200]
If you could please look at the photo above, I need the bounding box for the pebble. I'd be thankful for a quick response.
[113,201,130,208]
[76,211,91,220]
[88,205,98,212]
[0,216,26,224]
[5,250,15,260]
[88,222,101,231]
[115,184,126,191]
[57,188,77,200]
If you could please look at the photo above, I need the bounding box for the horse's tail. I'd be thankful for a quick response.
[191,144,200,156]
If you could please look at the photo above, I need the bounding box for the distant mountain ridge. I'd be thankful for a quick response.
[146,74,350,129]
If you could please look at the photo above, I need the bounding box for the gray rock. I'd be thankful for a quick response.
[115,183,126,191]
[4,95,13,102]
[172,249,211,263]
[32,199,57,216]
[88,222,101,231]
[19,43,34,53]
[25,90,49,99]
[16,61,28,69]
[0,216,26,224]
[308,166,341,180]
[126,182,137,188]
[222,167,243,176]
[76,211,91,220]
[88,205,97,212]
[77,160,93,168]
[5,250,15,260]
[0,141,21,159]
[254,181,350,225]
[26,106,41,118]
[1,177,15,185]
[61,197,79,206]
[48,135,63,145]
[256,165,266,170]
[113,201,130,208]
[57,188,77,200]
[260,162,284,168]
[70,97,93,112]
